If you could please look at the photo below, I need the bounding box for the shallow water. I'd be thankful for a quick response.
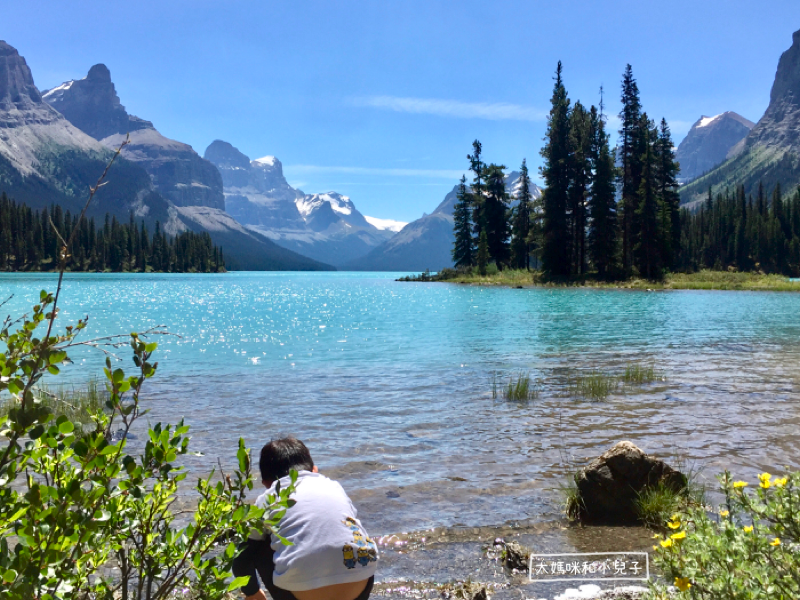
[3,271,800,593]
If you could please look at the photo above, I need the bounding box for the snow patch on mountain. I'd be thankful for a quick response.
[254,155,277,166]
[697,114,722,128]
[365,216,407,232]
[296,192,354,217]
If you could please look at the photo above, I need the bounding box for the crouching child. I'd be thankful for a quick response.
[233,437,378,600]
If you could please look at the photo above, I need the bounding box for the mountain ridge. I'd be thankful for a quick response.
[680,28,800,206]
[204,140,394,266]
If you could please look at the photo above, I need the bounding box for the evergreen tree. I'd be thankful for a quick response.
[482,163,511,268]
[510,159,533,269]
[540,61,572,278]
[587,102,619,277]
[476,230,489,276]
[452,175,474,268]
[618,64,643,273]
[654,118,681,269]
[634,123,661,279]
[467,140,485,238]
[568,101,592,275]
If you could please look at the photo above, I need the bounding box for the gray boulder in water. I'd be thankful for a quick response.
[575,441,686,524]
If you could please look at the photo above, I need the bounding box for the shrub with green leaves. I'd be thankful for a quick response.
[0,291,295,599]
[649,471,800,599]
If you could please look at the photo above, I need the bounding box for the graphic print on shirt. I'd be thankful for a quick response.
[342,544,357,569]
[343,517,378,567]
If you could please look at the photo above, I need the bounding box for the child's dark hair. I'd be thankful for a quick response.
[259,437,315,483]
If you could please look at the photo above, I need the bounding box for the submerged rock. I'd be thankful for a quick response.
[490,538,530,572]
[574,441,686,524]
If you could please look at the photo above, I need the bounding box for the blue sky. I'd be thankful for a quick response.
[6,1,799,223]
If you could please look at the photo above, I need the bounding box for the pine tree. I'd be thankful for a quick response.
[510,159,533,269]
[634,123,661,279]
[452,175,474,268]
[540,61,572,278]
[467,140,485,239]
[569,101,592,275]
[476,229,489,276]
[482,163,511,268]
[587,102,619,277]
[654,118,680,270]
[618,65,643,274]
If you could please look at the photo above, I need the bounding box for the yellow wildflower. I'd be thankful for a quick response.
[667,519,681,530]
[770,538,781,546]
[733,481,748,489]
[653,533,662,539]
[743,525,754,533]
[774,477,788,488]
[719,510,729,517]
[660,539,673,548]
[674,577,692,592]
[671,530,687,540]
[759,473,771,489]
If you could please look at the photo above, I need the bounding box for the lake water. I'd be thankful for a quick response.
[3,272,800,594]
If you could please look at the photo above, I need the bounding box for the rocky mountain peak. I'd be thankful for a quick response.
[675,112,754,182]
[744,28,800,152]
[86,63,112,82]
[769,28,800,108]
[204,140,251,170]
[43,63,153,140]
[0,40,45,112]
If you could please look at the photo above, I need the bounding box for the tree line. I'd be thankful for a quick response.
[0,192,225,272]
[452,63,682,280]
[678,184,800,276]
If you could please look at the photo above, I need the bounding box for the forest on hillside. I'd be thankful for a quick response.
[0,193,225,273]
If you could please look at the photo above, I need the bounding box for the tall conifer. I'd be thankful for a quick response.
[588,103,619,277]
[511,159,533,269]
[618,65,643,273]
[540,61,572,278]
[452,175,475,267]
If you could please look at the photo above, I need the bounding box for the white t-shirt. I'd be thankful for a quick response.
[254,470,378,592]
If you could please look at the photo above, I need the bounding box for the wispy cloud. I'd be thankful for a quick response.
[284,164,466,179]
[353,95,547,122]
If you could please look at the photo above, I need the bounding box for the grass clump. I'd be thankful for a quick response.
[0,378,108,432]
[571,371,618,401]
[492,372,538,401]
[636,482,686,530]
[504,373,538,401]
[622,362,665,385]
[561,472,583,521]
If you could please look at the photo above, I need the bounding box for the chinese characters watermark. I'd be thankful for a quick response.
[528,552,650,582]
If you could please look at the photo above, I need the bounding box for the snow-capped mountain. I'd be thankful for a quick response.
[0,43,331,271]
[364,216,407,233]
[204,140,397,266]
[675,111,755,183]
[680,28,800,205]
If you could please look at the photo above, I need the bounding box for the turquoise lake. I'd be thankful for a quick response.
[3,271,800,536]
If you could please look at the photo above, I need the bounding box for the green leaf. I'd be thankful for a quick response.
[227,576,251,592]
[145,342,158,353]
[3,568,17,584]
[112,369,125,384]
[47,365,60,375]
[58,421,74,434]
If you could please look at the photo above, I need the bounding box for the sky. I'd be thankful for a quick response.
[5,1,799,223]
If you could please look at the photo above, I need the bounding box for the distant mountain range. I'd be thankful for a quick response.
[347,173,542,271]
[680,28,800,205]
[675,112,754,183]
[203,140,401,267]
[0,41,332,271]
